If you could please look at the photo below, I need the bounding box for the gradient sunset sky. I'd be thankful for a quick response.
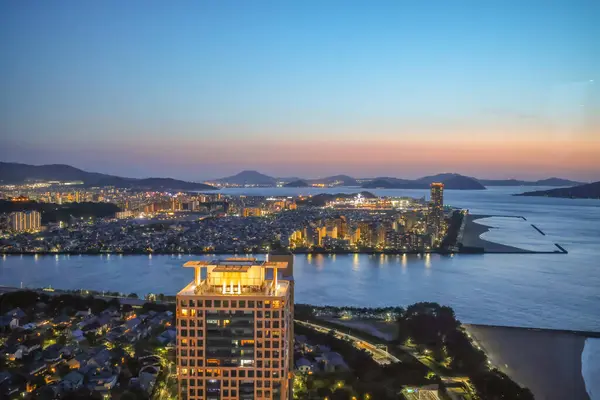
[1,1,599,181]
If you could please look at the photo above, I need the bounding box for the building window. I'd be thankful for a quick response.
[214,300,221,307]
[248,301,255,307]
[205,300,212,307]
[223,300,229,307]
[239,300,245,307]
[231,300,237,308]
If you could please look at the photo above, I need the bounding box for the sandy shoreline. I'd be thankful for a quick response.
[465,324,591,400]
[461,214,535,253]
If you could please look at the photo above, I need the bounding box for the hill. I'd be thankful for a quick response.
[308,175,359,186]
[442,175,486,190]
[283,180,309,187]
[479,177,582,186]
[362,174,485,190]
[0,162,217,191]
[416,173,470,184]
[215,170,276,186]
[362,178,427,189]
[534,177,583,186]
[516,181,600,199]
[296,191,376,207]
[0,200,120,223]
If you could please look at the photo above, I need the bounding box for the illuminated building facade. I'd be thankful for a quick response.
[176,258,293,400]
[243,207,263,217]
[9,211,41,232]
[429,183,444,234]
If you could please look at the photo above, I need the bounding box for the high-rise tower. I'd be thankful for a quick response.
[176,257,293,400]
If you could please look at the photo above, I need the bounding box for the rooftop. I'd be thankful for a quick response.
[178,279,289,297]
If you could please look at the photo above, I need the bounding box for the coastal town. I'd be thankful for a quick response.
[0,181,459,255]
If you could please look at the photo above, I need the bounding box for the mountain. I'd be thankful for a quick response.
[442,175,486,190]
[308,175,359,186]
[296,191,377,206]
[477,179,526,186]
[0,162,217,191]
[416,173,471,184]
[215,170,276,186]
[534,177,583,186]
[0,162,112,184]
[283,180,309,187]
[362,178,428,189]
[478,177,583,186]
[362,174,485,190]
[516,181,600,199]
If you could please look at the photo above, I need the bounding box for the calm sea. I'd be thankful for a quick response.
[1,187,599,332]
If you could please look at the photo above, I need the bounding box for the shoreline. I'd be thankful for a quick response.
[311,316,597,400]
[465,323,591,400]
[0,247,567,256]
[460,214,567,254]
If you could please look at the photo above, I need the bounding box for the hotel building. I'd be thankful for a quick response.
[176,257,293,400]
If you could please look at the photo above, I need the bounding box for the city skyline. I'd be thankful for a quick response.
[1,1,599,181]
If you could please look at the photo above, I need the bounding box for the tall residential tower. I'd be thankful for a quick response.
[429,182,444,236]
[176,257,293,400]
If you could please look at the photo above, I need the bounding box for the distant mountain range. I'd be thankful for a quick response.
[516,181,600,199]
[0,162,217,191]
[211,170,584,189]
[1,163,587,192]
[478,177,582,186]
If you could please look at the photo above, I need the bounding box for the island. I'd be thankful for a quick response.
[362,174,486,190]
[283,179,309,187]
[516,181,600,199]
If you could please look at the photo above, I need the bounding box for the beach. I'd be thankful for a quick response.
[460,214,533,252]
[465,324,592,400]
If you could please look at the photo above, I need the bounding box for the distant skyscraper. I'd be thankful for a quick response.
[176,257,293,400]
[430,182,444,234]
[10,211,41,232]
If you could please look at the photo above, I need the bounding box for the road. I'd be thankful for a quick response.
[295,319,400,365]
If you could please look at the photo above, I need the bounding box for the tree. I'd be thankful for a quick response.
[84,332,97,346]
[57,363,71,377]
[56,335,67,346]
[107,298,120,309]
[128,293,138,299]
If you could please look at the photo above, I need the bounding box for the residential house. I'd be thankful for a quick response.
[60,371,85,391]
[295,357,315,374]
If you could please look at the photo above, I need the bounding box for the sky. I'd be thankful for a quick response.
[1,1,599,181]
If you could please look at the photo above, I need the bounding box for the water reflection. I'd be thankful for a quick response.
[352,253,360,271]
[424,254,432,276]
[313,254,325,270]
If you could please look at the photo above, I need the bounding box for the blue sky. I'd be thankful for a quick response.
[1,1,598,180]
